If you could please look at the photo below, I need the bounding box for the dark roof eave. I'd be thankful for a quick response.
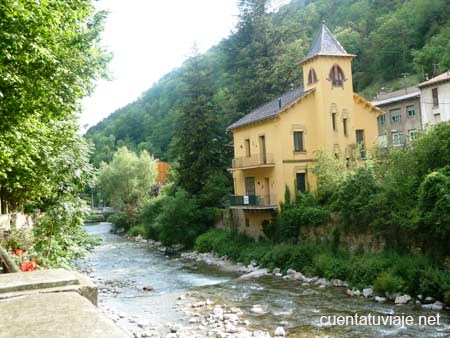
[226,114,278,131]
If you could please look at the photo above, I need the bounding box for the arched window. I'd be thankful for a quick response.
[329,64,345,86]
[307,68,318,85]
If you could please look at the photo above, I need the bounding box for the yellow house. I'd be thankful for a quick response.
[226,24,382,237]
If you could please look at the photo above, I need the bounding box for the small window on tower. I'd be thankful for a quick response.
[329,64,345,86]
[308,68,318,85]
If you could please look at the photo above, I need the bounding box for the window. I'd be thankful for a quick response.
[390,108,401,124]
[293,131,304,152]
[343,118,348,136]
[244,139,251,157]
[329,64,345,86]
[332,113,337,131]
[432,88,439,107]
[356,129,366,159]
[407,105,415,118]
[408,129,417,141]
[377,114,385,125]
[296,173,306,193]
[245,177,256,196]
[392,132,403,146]
[307,68,318,85]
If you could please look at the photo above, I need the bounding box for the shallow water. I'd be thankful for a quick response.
[78,223,450,337]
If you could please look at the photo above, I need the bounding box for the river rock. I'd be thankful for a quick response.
[240,268,269,280]
[363,288,373,298]
[250,305,265,314]
[230,307,243,315]
[137,319,150,328]
[346,289,353,297]
[143,285,154,291]
[225,323,237,333]
[213,307,224,320]
[395,294,412,304]
[422,301,444,310]
[374,296,386,303]
[424,296,434,303]
[272,268,281,274]
[274,326,285,337]
[224,313,239,322]
[253,330,271,338]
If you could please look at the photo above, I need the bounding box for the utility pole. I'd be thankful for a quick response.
[401,73,409,94]
[432,63,440,77]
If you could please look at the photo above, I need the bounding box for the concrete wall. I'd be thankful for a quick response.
[421,81,450,126]
[376,97,422,146]
[0,213,34,234]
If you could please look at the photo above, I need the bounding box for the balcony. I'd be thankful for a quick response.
[230,153,275,170]
[229,195,277,210]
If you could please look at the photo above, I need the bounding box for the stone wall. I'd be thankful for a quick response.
[0,213,34,235]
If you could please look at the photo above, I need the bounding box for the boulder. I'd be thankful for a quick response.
[239,268,269,280]
[395,294,412,304]
[363,288,373,298]
[374,296,386,303]
[274,326,286,337]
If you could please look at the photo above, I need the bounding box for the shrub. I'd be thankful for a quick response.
[107,212,133,232]
[156,189,210,248]
[278,205,329,243]
[313,253,348,280]
[348,254,389,289]
[128,224,147,237]
[418,267,450,300]
[373,271,405,294]
[334,167,380,231]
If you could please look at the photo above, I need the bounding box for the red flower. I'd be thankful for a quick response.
[20,259,37,272]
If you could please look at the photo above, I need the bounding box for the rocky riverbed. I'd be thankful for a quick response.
[77,224,450,338]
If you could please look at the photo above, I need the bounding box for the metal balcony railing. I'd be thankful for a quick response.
[229,194,277,208]
[231,153,274,169]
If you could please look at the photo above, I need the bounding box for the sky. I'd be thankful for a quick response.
[79,0,239,131]
[80,0,290,131]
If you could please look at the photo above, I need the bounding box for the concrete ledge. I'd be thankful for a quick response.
[0,292,130,338]
[0,269,98,305]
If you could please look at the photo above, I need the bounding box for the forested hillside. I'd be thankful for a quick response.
[86,0,450,165]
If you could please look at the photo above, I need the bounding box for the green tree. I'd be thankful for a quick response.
[97,147,156,217]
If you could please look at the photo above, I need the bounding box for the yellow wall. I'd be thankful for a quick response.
[230,54,380,238]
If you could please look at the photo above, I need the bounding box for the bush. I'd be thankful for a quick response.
[278,205,329,243]
[418,267,450,301]
[313,253,348,280]
[348,254,389,289]
[373,271,405,294]
[107,212,133,232]
[128,224,147,237]
[156,189,210,248]
[334,167,379,231]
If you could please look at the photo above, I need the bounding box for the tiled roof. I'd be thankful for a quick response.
[301,24,354,63]
[418,71,450,88]
[372,88,420,107]
[227,87,311,130]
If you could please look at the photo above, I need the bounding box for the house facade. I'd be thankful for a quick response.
[372,86,422,147]
[227,24,381,237]
[418,71,450,126]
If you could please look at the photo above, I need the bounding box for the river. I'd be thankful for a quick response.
[77,223,450,338]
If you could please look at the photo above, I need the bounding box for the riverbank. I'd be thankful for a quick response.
[191,229,450,310]
[78,224,450,338]
[125,231,449,312]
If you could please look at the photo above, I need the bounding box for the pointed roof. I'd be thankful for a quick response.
[301,23,355,64]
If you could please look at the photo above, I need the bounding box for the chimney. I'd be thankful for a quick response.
[278,98,282,108]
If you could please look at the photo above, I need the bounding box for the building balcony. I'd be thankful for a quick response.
[230,153,275,170]
[229,195,277,210]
